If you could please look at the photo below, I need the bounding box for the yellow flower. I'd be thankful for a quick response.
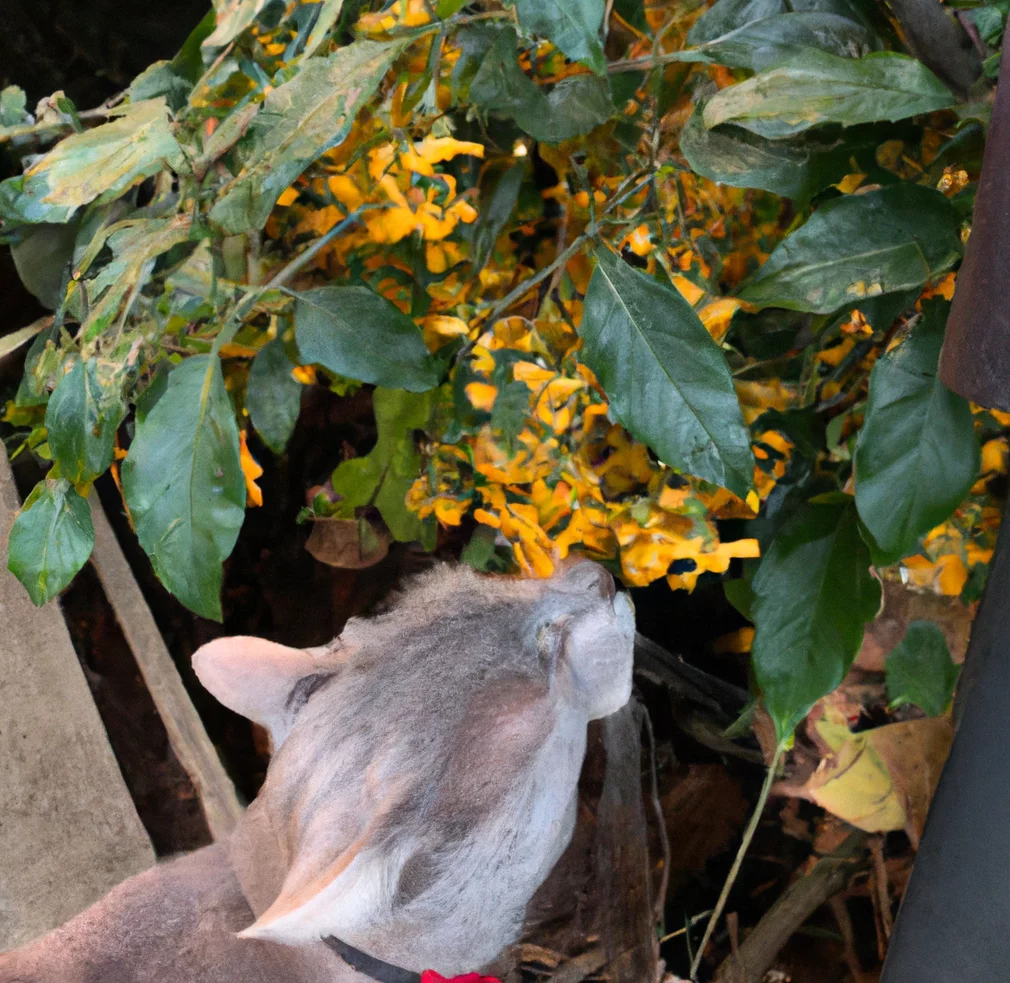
[465,381,498,411]
[400,136,485,176]
[422,314,470,352]
[357,0,431,33]
[239,431,264,508]
[698,298,741,343]
[672,275,704,306]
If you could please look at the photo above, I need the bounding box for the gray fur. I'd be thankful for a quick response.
[0,561,634,981]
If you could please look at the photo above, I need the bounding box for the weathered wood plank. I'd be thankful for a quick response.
[89,492,244,840]
[0,458,154,949]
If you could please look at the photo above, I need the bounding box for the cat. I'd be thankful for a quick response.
[0,560,635,983]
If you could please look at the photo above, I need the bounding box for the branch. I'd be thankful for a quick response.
[712,831,868,983]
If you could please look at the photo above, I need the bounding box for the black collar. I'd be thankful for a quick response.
[324,936,422,983]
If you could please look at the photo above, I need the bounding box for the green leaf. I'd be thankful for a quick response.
[0,100,183,225]
[678,12,880,72]
[681,107,858,203]
[330,387,437,543]
[172,9,218,83]
[689,0,875,46]
[247,337,303,454]
[580,247,755,498]
[751,494,881,740]
[724,572,757,620]
[73,217,192,341]
[121,355,246,621]
[703,50,954,139]
[203,0,270,48]
[854,299,978,563]
[543,75,614,141]
[9,221,79,310]
[0,85,30,128]
[294,285,439,392]
[737,184,961,313]
[303,0,346,57]
[512,0,606,74]
[128,62,193,111]
[689,0,785,44]
[469,28,613,143]
[8,476,94,606]
[209,40,403,234]
[46,359,127,486]
[885,620,959,717]
[469,161,526,271]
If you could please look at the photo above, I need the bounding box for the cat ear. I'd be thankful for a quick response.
[192,636,342,746]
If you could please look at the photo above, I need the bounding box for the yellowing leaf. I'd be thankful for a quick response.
[793,704,952,843]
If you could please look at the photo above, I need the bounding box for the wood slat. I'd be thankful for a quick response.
[0,458,153,948]
[89,492,245,840]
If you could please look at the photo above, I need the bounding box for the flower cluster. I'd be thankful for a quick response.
[407,317,784,589]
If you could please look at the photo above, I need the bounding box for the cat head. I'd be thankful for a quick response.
[193,561,635,973]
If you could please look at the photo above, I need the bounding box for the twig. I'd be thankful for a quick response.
[689,743,785,980]
[870,836,893,951]
[482,172,651,323]
[712,831,868,983]
[0,92,127,145]
[829,895,870,983]
[643,709,671,927]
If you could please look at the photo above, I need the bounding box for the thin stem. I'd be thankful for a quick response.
[483,172,651,323]
[212,206,371,356]
[689,741,786,981]
[607,50,692,74]
[0,93,127,145]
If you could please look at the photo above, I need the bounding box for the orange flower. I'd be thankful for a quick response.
[239,431,264,507]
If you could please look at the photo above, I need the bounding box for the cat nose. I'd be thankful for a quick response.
[562,561,616,602]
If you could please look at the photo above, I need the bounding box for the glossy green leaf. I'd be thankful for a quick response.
[203,0,270,48]
[122,355,246,621]
[8,475,94,606]
[9,221,79,309]
[678,12,879,72]
[681,107,857,202]
[46,359,127,486]
[688,0,876,44]
[469,28,613,143]
[704,50,954,139]
[330,387,437,542]
[0,100,183,225]
[581,248,755,498]
[542,75,614,141]
[247,337,303,454]
[210,40,404,234]
[512,0,606,74]
[470,161,526,271]
[294,285,439,392]
[689,0,780,43]
[751,494,881,740]
[854,300,978,563]
[738,184,962,313]
[885,620,960,717]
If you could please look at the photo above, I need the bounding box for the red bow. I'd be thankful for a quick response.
[420,972,501,983]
